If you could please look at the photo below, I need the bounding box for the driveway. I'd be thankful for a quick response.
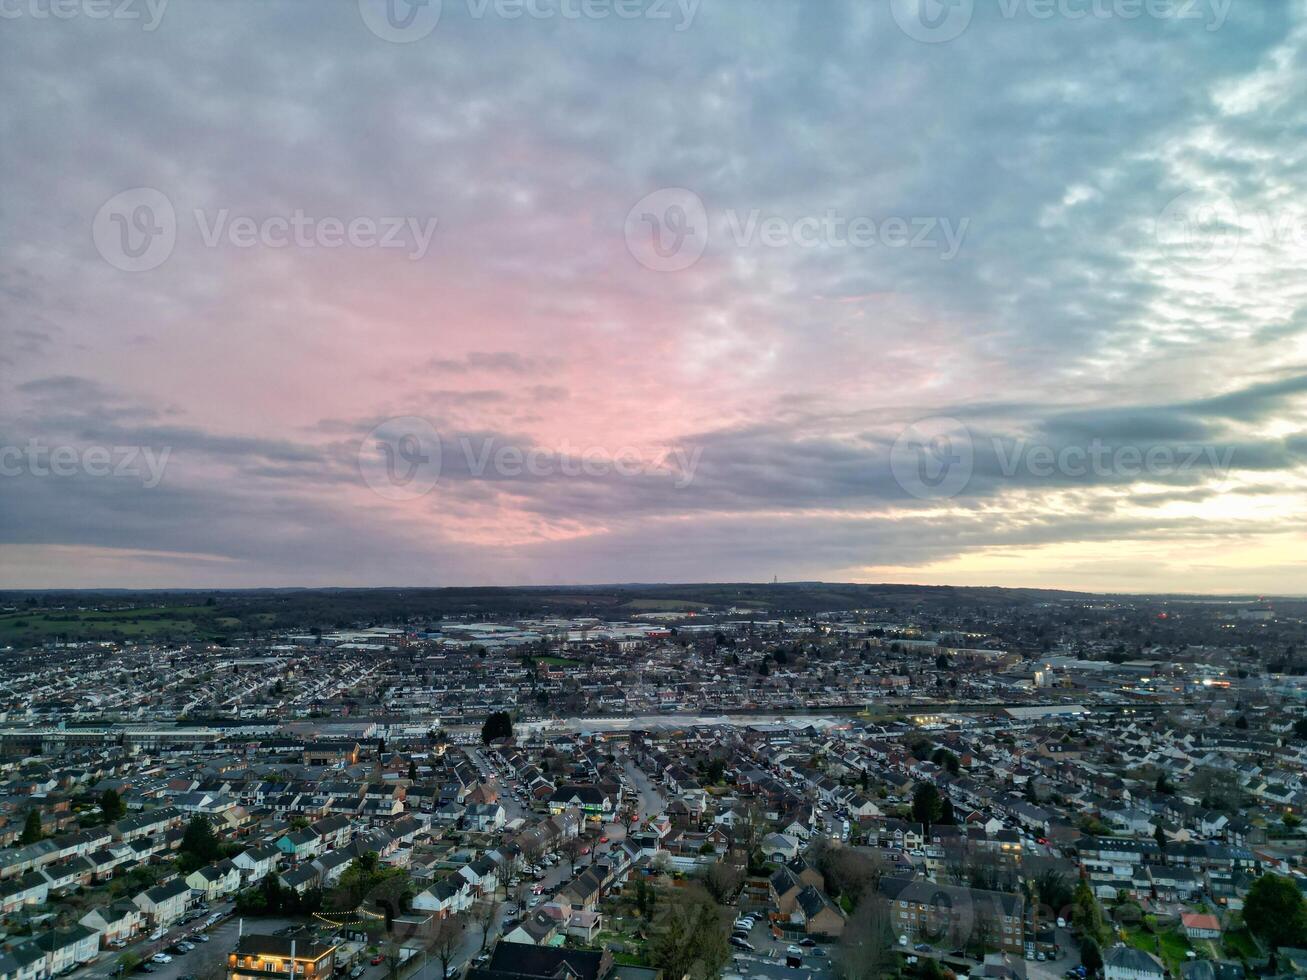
[1026,926,1080,980]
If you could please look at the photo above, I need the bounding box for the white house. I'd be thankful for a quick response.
[79,901,143,946]
[185,860,241,901]
[1104,945,1166,980]
[412,875,473,918]
[132,878,191,927]
[233,845,280,883]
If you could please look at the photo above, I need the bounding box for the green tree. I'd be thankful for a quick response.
[1080,936,1103,974]
[1070,880,1107,945]
[20,809,42,844]
[911,783,943,831]
[100,788,127,824]
[480,711,513,744]
[931,748,960,775]
[1243,873,1307,949]
[331,853,412,926]
[179,815,222,871]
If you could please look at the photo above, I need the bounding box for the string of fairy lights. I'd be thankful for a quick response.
[312,909,386,929]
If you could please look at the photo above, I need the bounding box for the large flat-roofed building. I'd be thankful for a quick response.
[226,935,337,980]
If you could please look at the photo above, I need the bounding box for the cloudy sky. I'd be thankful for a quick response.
[3,0,1306,592]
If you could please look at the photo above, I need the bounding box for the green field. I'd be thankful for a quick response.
[0,605,228,643]
[619,598,709,612]
[1122,926,1194,975]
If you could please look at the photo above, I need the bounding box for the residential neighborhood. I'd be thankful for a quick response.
[1,592,1305,980]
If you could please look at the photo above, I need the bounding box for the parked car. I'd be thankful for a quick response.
[371,955,385,965]
[729,937,753,951]
[151,954,172,964]
[799,938,816,947]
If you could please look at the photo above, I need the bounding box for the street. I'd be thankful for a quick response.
[617,754,665,822]
[74,900,247,980]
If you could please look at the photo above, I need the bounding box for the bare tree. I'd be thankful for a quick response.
[561,838,584,876]
[703,861,744,905]
[472,899,500,953]
[426,914,465,980]
[837,895,894,980]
